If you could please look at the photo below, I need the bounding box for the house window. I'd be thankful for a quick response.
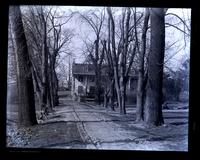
[88,65,93,72]
[78,86,84,94]
[89,86,95,94]
[89,76,95,82]
[78,76,83,82]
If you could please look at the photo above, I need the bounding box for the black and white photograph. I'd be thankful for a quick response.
[6,5,191,151]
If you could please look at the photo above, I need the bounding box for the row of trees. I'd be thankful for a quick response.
[9,6,190,127]
[9,6,73,126]
[78,7,190,126]
[105,7,166,125]
[79,8,141,113]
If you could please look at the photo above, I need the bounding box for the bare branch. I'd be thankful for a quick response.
[165,23,190,36]
[166,12,190,33]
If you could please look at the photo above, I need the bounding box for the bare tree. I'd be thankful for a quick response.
[103,37,115,110]
[144,8,165,126]
[106,7,121,113]
[9,6,37,126]
[7,24,17,83]
[136,8,150,122]
[79,9,105,104]
[106,16,116,111]
[107,7,137,114]
[48,10,73,107]
[22,6,73,116]
[22,6,51,115]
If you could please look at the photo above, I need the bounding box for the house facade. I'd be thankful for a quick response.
[72,62,138,103]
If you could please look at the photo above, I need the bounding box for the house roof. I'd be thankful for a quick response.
[72,63,95,75]
[72,63,137,78]
[72,63,109,76]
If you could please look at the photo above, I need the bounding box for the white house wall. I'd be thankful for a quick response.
[73,76,95,96]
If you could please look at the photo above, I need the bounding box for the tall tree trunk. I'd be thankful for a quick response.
[41,11,48,114]
[109,79,115,111]
[93,35,101,105]
[53,66,59,106]
[114,66,121,111]
[118,8,131,115]
[107,7,122,112]
[107,16,115,111]
[136,8,150,122]
[144,8,165,126]
[10,6,37,126]
[120,80,127,114]
[119,76,125,114]
[95,68,101,105]
[52,54,59,106]
[54,71,59,105]
[46,74,53,112]
[103,91,108,108]
[32,67,42,110]
[49,55,55,108]
[49,54,59,107]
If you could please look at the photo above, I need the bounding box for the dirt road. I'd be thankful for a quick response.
[7,95,188,151]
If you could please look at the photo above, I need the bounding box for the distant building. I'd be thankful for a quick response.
[72,62,138,103]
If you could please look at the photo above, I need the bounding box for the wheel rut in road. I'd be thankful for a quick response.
[71,101,98,149]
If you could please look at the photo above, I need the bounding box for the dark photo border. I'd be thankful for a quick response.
[0,0,199,160]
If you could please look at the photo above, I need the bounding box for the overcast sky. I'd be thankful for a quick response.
[19,6,191,73]
[53,7,191,71]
